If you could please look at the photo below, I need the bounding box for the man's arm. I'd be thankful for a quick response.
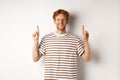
[32,41,43,62]
[32,26,43,62]
[81,40,91,62]
[81,25,91,62]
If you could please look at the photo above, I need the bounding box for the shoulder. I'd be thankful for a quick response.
[42,32,55,40]
[67,32,82,41]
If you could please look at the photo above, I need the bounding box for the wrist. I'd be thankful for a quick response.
[84,39,88,42]
[33,40,39,44]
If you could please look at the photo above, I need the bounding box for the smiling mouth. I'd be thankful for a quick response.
[59,24,64,26]
[59,25,64,27]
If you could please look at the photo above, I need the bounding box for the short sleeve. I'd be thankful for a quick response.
[76,39,85,56]
[39,37,46,55]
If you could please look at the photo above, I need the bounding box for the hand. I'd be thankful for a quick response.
[82,25,89,41]
[32,26,39,42]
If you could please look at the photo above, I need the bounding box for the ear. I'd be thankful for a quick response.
[66,18,69,24]
[67,20,68,24]
[66,20,68,24]
[54,19,56,24]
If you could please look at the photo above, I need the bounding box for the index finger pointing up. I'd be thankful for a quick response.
[37,25,39,34]
[82,25,85,34]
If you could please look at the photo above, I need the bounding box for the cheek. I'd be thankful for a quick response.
[54,20,58,24]
[63,21,67,24]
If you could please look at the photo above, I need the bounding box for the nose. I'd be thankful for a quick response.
[59,20,63,24]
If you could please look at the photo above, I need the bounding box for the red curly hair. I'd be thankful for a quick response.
[53,9,69,22]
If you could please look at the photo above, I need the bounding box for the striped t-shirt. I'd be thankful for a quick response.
[39,32,85,80]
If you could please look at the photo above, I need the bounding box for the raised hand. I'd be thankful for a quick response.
[32,26,40,42]
[82,25,89,41]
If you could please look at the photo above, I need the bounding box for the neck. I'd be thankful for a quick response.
[56,30,66,34]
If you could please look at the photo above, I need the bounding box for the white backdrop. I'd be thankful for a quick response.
[0,0,120,80]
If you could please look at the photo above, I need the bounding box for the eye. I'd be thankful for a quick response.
[56,19,60,21]
[63,19,65,21]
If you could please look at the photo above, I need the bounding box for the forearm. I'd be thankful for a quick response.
[32,41,41,62]
[83,40,91,61]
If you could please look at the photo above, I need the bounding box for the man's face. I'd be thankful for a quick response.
[54,14,67,31]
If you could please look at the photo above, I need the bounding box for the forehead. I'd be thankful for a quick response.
[55,14,66,19]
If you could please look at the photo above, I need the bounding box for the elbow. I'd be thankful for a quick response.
[33,60,38,62]
[32,53,42,62]
[33,57,39,62]
[82,54,91,62]
[82,51,91,62]
[85,57,91,62]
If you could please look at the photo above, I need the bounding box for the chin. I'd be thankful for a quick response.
[58,27,65,30]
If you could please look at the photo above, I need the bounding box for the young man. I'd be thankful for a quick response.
[32,9,90,80]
